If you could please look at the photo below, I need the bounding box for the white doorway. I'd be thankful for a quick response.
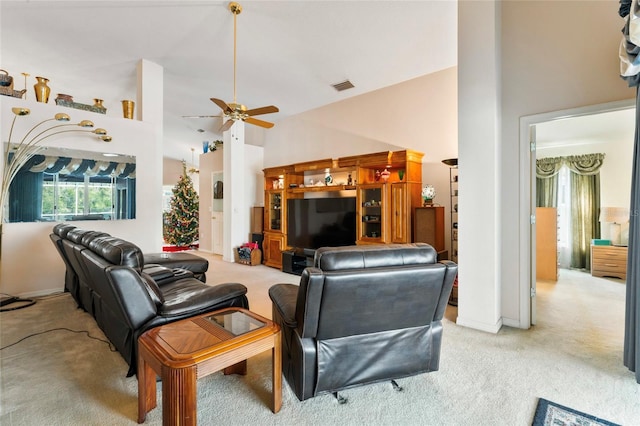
[520,99,635,327]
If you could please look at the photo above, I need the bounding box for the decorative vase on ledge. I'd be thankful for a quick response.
[34,76,50,103]
[122,100,135,119]
[93,98,106,112]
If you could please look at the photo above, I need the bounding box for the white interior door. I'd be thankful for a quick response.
[212,212,224,255]
[212,171,224,255]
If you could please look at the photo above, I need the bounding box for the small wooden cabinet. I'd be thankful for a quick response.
[414,206,445,252]
[263,232,285,268]
[536,207,558,281]
[591,245,628,281]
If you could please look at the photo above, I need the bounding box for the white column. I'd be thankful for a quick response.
[136,59,164,249]
[456,0,502,333]
[222,120,250,262]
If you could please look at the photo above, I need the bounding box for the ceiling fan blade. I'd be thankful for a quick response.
[182,115,222,119]
[210,98,232,114]
[245,105,279,117]
[245,116,275,129]
[219,118,235,132]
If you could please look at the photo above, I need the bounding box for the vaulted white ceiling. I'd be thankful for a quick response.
[1,1,458,163]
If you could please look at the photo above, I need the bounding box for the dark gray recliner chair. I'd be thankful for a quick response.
[268,243,457,401]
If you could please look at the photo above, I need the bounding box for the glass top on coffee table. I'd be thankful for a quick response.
[204,309,266,336]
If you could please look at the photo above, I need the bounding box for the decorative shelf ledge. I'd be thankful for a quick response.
[0,87,26,98]
[55,98,106,114]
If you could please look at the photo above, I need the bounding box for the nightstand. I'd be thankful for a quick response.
[591,245,628,281]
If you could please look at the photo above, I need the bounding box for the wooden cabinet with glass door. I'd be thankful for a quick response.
[263,166,289,268]
[357,183,387,244]
[263,189,284,268]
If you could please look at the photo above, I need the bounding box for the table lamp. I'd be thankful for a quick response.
[599,206,629,246]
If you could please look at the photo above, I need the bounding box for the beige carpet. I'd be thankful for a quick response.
[1,255,639,426]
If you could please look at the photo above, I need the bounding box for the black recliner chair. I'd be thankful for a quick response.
[268,243,457,401]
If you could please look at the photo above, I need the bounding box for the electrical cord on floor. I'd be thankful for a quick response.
[0,291,69,312]
[0,292,36,312]
[0,327,116,352]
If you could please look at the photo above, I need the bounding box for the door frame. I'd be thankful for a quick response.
[519,98,634,328]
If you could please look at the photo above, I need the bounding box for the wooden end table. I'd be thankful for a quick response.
[137,307,281,425]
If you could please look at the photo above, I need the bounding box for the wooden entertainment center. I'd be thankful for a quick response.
[262,150,426,269]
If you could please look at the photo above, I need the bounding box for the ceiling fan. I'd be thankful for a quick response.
[209,1,279,132]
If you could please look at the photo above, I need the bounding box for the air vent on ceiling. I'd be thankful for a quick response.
[332,80,355,92]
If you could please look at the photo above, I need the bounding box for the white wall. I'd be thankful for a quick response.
[163,157,187,186]
[498,0,634,327]
[264,68,458,253]
[245,144,265,212]
[198,145,264,254]
[0,97,163,297]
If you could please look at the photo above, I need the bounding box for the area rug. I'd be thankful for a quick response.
[532,398,620,426]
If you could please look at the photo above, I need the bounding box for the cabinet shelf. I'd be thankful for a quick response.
[288,185,356,194]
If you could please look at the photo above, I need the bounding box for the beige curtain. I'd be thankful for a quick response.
[564,153,605,175]
[566,154,605,270]
[536,157,563,207]
[537,154,604,269]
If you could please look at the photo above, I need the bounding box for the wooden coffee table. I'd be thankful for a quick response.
[137,307,281,425]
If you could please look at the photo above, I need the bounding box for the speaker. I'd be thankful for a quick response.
[251,233,264,253]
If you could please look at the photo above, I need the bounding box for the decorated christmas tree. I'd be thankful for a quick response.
[163,162,199,247]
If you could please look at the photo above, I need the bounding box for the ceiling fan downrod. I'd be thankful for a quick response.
[229,2,242,106]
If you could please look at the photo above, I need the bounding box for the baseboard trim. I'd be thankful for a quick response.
[455,316,503,334]
[501,317,527,329]
[9,288,65,299]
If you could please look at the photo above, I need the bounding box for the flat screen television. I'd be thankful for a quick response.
[287,197,356,250]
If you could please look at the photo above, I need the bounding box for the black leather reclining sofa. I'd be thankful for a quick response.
[50,223,249,376]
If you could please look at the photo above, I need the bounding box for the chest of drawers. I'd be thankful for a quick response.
[591,245,628,281]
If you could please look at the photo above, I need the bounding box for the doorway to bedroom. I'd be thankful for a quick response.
[525,100,635,325]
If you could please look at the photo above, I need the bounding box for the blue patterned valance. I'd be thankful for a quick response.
[19,154,136,179]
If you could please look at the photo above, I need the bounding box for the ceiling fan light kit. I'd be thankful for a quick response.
[209,2,279,132]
